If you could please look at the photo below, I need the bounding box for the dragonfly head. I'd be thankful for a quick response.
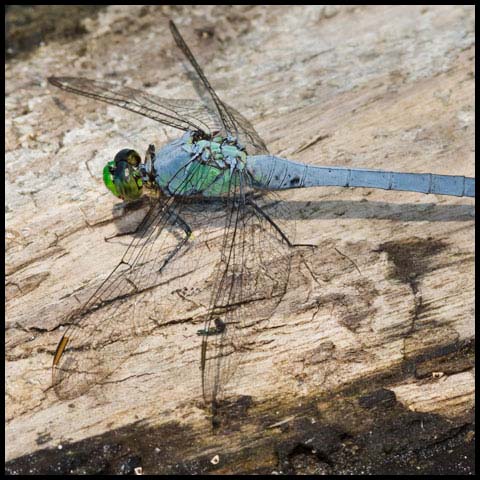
[103,149,143,201]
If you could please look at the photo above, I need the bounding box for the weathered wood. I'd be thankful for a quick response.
[6,5,474,474]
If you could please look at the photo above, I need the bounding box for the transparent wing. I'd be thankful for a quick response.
[169,21,240,139]
[169,20,269,155]
[48,76,220,134]
[51,158,222,400]
[48,76,268,155]
[222,104,269,155]
[200,173,296,418]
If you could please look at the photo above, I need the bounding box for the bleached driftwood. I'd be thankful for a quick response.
[6,5,474,474]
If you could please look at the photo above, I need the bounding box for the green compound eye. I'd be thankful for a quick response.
[103,151,143,201]
[103,161,121,198]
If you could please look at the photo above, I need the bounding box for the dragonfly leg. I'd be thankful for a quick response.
[157,209,192,274]
[144,144,155,175]
[138,144,158,191]
[145,143,155,162]
[104,200,192,249]
[246,198,316,249]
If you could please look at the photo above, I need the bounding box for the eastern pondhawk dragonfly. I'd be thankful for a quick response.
[49,21,475,420]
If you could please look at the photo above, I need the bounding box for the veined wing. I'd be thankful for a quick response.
[169,20,269,155]
[51,157,223,399]
[222,104,269,155]
[169,21,239,141]
[200,171,295,419]
[48,76,220,135]
[48,76,268,155]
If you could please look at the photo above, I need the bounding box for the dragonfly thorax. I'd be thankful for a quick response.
[184,133,247,171]
[152,132,249,198]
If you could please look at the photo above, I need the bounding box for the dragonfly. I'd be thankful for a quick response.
[49,20,475,422]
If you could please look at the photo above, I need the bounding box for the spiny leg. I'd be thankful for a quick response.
[145,143,155,163]
[141,143,156,188]
[246,198,317,249]
[157,208,192,274]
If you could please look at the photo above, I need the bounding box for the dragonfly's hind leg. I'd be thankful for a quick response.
[246,199,316,249]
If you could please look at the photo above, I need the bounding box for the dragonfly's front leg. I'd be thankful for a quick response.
[104,198,191,252]
[139,143,158,191]
[144,144,155,176]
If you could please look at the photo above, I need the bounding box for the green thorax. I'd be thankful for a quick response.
[157,134,249,197]
[187,134,247,168]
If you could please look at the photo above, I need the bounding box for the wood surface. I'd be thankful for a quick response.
[5,5,474,474]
